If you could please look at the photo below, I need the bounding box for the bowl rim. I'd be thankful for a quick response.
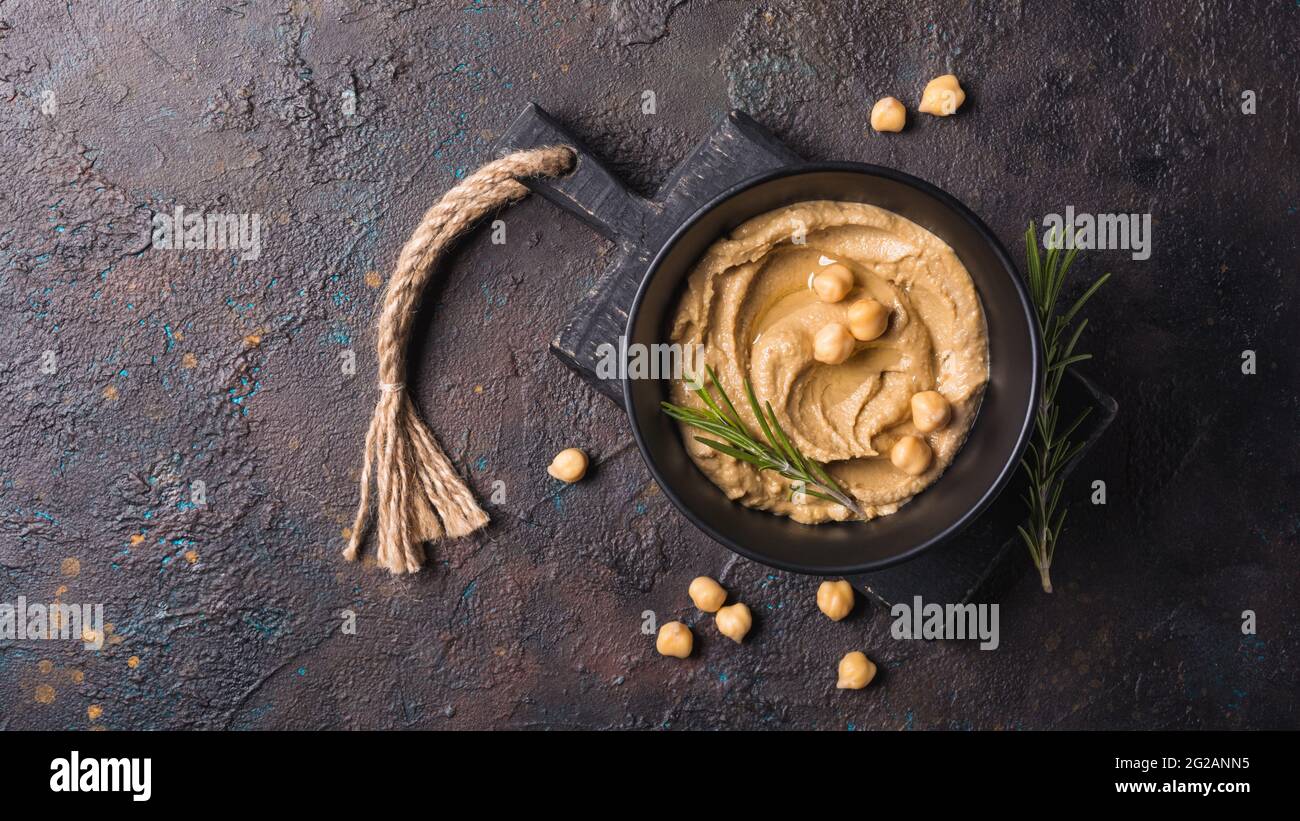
[623,160,1043,575]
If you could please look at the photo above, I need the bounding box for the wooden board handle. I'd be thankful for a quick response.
[496,103,655,245]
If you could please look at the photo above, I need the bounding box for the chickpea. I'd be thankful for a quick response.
[836,651,877,689]
[688,576,727,613]
[918,74,965,116]
[910,390,951,433]
[817,580,855,622]
[812,263,854,303]
[813,323,856,365]
[890,435,932,476]
[870,96,906,132]
[846,298,889,341]
[547,447,588,483]
[715,602,753,644]
[655,621,693,659]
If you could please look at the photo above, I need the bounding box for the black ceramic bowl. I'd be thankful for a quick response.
[623,163,1042,575]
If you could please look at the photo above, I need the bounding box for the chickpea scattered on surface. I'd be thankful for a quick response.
[547,447,588,483]
[656,621,693,659]
[910,390,952,433]
[688,576,727,613]
[812,263,855,303]
[836,651,877,690]
[890,435,932,476]
[870,96,907,132]
[918,74,965,116]
[715,602,753,644]
[813,323,856,365]
[817,580,855,621]
[847,298,889,341]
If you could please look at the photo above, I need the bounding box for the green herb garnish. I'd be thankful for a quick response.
[1019,222,1111,593]
[661,367,865,519]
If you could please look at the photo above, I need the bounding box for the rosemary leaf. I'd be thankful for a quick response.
[695,437,765,466]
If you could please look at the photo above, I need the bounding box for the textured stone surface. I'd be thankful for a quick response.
[0,1,1296,730]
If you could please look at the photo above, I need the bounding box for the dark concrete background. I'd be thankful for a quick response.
[1,0,1296,730]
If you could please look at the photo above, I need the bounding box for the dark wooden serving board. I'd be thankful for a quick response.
[493,103,1117,604]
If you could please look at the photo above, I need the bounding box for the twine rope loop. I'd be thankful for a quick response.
[346,145,575,574]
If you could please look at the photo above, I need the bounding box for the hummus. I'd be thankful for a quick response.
[667,201,988,524]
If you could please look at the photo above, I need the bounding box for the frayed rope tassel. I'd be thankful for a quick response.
[345,145,575,573]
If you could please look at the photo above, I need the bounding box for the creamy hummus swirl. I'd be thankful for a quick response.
[668,201,989,524]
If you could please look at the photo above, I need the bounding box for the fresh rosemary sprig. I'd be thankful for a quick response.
[661,367,865,519]
[1019,221,1110,593]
